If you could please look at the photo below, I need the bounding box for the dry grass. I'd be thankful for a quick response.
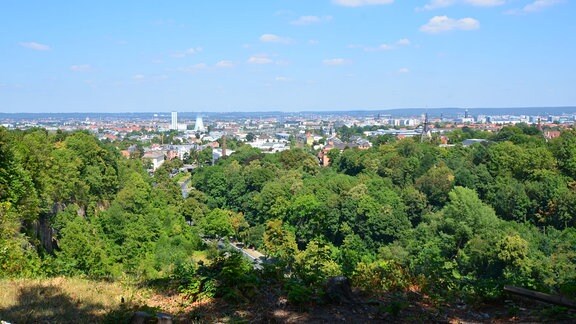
[0,277,140,323]
[2,276,573,323]
[191,250,209,264]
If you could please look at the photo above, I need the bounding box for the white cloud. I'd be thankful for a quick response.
[465,0,505,6]
[396,38,411,46]
[379,44,395,51]
[308,39,319,45]
[132,74,168,82]
[70,64,92,72]
[506,0,562,14]
[275,76,290,82]
[419,0,456,10]
[178,63,208,73]
[323,58,349,66]
[353,38,411,51]
[19,42,51,51]
[259,34,291,44]
[291,15,332,26]
[524,0,561,12]
[192,63,207,69]
[248,55,273,64]
[418,0,504,10]
[420,16,480,33]
[171,47,202,58]
[333,0,394,7]
[216,60,234,68]
[274,10,293,17]
[185,47,202,54]
[398,67,410,73]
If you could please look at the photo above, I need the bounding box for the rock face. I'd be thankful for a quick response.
[156,312,173,324]
[130,311,153,324]
[324,276,356,304]
[34,203,66,254]
[35,213,55,253]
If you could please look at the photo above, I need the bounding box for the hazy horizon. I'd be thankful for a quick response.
[3,106,576,119]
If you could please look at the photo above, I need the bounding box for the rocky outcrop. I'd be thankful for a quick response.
[324,276,356,304]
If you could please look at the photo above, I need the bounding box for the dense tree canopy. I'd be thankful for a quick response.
[1,124,575,305]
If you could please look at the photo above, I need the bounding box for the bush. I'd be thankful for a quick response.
[286,280,313,305]
[177,250,259,303]
[352,260,410,294]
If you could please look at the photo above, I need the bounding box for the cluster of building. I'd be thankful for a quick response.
[2,108,575,170]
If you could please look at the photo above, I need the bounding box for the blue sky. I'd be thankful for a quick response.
[1,0,574,113]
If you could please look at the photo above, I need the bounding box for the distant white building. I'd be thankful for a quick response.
[456,117,475,124]
[401,119,417,127]
[213,148,234,162]
[462,139,488,147]
[170,111,178,130]
[143,151,165,170]
[247,138,290,153]
[168,144,197,160]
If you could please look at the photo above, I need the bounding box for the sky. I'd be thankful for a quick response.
[1,0,575,113]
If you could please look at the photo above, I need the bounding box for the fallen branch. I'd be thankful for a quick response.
[504,285,576,309]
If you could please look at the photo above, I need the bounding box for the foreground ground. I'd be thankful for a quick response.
[0,278,574,323]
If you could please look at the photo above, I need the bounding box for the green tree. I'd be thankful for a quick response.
[485,141,527,179]
[551,129,576,179]
[288,194,326,243]
[415,163,455,208]
[486,177,530,223]
[294,240,341,285]
[0,202,41,277]
[263,219,298,264]
[115,171,151,214]
[339,231,370,276]
[279,148,319,175]
[198,146,214,167]
[180,192,208,225]
[408,187,504,297]
[401,186,428,226]
[199,208,235,238]
[55,215,110,277]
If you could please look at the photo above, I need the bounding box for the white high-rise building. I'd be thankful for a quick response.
[170,111,178,130]
[194,115,205,132]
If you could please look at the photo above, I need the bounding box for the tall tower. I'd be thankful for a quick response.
[171,111,178,130]
[222,133,227,158]
[421,113,431,142]
[194,115,205,132]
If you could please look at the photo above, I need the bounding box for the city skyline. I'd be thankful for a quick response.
[1,0,575,113]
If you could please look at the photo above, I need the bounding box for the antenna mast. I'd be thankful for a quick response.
[222,132,227,158]
[421,113,430,142]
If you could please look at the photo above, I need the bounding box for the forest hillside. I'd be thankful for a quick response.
[1,125,575,322]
